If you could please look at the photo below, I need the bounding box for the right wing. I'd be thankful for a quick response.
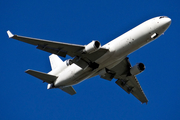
[7,31,108,66]
[7,30,84,57]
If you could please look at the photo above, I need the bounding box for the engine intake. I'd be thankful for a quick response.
[83,40,101,54]
[130,63,145,76]
[65,59,73,66]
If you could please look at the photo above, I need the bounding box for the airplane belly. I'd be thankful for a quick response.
[96,36,151,68]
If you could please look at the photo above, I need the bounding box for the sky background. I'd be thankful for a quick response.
[0,0,180,120]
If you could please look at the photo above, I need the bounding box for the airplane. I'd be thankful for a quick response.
[7,16,171,104]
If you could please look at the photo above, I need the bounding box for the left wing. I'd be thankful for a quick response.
[7,31,108,65]
[102,58,148,104]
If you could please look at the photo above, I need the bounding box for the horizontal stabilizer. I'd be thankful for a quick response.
[60,86,76,95]
[25,69,57,83]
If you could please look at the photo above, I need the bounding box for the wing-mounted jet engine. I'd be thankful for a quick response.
[83,40,101,54]
[71,40,102,69]
[130,63,145,76]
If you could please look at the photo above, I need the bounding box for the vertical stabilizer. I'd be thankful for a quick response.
[49,54,63,70]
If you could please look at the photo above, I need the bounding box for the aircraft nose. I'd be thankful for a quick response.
[162,17,171,28]
[165,17,171,26]
[159,16,171,30]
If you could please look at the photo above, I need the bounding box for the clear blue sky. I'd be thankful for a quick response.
[0,0,180,120]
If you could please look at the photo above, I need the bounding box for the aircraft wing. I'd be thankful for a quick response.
[7,31,108,63]
[110,58,148,104]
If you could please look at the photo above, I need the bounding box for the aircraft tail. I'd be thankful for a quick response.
[25,69,57,83]
[25,54,77,95]
[60,86,76,95]
[49,54,64,70]
[48,54,68,76]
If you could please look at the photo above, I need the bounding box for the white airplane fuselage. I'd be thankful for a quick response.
[49,16,171,88]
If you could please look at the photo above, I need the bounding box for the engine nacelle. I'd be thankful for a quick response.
[130,63,145,76]
[65,59,73,66]
[83,40,101,54]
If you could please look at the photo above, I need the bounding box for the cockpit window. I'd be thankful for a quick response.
[159,16,165,19]
[159,16,168,19]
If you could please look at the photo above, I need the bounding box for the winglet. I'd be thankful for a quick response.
[7,30,14,38]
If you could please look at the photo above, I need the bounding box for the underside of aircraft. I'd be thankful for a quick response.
[7,16,171,104]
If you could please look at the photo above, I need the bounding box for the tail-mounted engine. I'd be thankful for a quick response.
[83,40,101,54]
[65,59,73,66]
[130,63,145,76]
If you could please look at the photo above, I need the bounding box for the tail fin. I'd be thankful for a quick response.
[49,54,63,70]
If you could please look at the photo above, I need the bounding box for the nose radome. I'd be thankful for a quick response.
[159,16,171,25]
[165,17,171,25]
[161,17,171,29]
